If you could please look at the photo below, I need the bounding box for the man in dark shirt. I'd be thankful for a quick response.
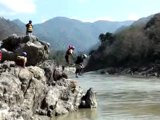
[75,54,87,78]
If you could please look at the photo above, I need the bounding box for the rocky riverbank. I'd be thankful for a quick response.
[96,63,160,78]
[0,35,97,120]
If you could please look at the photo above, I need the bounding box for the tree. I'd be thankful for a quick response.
[105,32,115,44]
[98,33,106,43]
[99,32,115,44]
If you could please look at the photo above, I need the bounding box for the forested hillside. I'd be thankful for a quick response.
[85,13,160,72]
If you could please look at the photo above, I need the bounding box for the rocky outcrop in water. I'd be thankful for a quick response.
[0,60,97,120]
[79,88,97,108]
[0,34,97,120]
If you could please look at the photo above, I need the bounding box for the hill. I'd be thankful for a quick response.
[0,17,24,40]
[85,13,160,75]
[13,17,133,51]
[34,17,133,51]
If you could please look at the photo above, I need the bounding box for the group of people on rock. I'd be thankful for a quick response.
[0,20,32,68]
[0,20,88,78]
[0,50,28,68]
[27,20,88,78]
[64,45,88,78]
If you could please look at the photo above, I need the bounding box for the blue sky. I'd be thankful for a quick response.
[0,0,160,24]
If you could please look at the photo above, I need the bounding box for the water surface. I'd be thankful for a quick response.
[52,72,160,120]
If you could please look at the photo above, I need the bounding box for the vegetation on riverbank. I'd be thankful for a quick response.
[85,13,160,77]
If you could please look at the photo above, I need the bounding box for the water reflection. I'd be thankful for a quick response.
[52,109,97,120]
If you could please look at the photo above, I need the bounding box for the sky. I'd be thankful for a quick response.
[0,0,160,24]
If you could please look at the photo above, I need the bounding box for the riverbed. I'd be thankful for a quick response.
[52,72,160,120]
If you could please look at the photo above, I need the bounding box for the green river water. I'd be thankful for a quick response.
[52,72,160,120]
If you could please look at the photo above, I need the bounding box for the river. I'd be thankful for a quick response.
[52,72,160,120]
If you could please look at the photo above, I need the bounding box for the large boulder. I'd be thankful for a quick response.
[0,34,50,65]
[79,88,97,108]
[38,60,68,85]
[0,60,96,120]
[0,61,47,120]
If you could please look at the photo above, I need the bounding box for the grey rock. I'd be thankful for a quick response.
[0,60,96,120]
[79,88,97,108]
[1,35,49,66]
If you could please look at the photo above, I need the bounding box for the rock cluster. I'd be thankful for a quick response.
[0,35,97,120]
[1,34,50,66]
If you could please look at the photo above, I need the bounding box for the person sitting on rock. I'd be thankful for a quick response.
[75,54,87,78]
[16,52,27,67]
[26,20,33,36]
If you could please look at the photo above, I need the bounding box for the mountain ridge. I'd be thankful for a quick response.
[33,17,134,51]
[2,16,134,51]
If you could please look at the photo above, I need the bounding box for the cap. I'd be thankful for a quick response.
[83,54,87,58]
[71,46,75,49]
[22,52,27,56]
[69,45,75,50]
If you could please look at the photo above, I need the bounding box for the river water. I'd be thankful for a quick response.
[52,72,160,120]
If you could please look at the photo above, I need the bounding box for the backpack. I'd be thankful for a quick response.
[27,24,33,32]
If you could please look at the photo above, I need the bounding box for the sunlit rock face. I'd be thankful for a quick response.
[0,60,97,120]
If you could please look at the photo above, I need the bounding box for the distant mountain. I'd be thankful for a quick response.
[32,17,134,51]
[0,17,24,40]
[12,19,25,32]
[5,17,134,51]
[115,15,153,33]
[93,20,133,32]
[132,15,153,26]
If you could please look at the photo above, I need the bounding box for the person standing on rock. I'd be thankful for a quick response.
[62,45,75,72]
[26,20,33,36]
[75,54,87,78]
[65,45,75,65]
